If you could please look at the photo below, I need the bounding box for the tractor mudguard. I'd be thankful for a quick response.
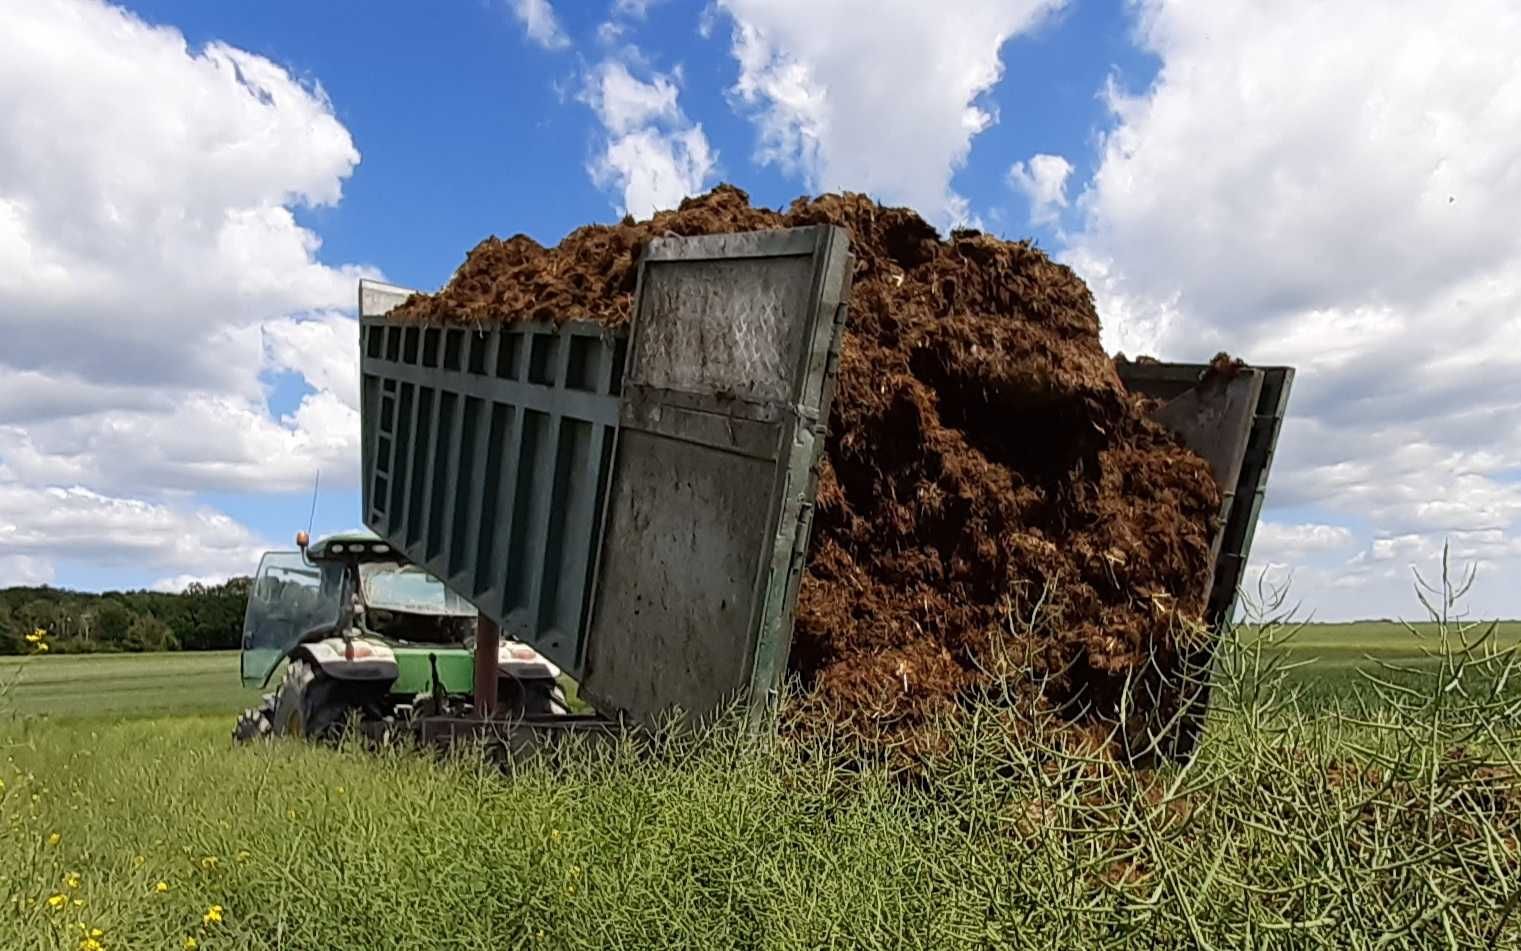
[294,638,399,683]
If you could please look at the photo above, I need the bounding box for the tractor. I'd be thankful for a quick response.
[233,528,567,743]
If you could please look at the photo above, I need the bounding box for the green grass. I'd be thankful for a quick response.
[1239,620,1521,709]
[0,652,261,721]
[1,623,1518,948]
[1242,619,1521,664]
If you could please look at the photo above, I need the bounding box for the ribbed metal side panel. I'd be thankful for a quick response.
[358,300,625,678]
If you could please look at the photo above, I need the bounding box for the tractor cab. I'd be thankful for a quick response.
[241,529,467,686]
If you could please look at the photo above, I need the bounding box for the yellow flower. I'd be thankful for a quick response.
[47,832,61,846]
[550,829,561,844]
[46,894,67,910]
[235,850,251,863]
[72,898,84,907]
[65,871,81,889]
[200,856,218,871]
[79,938,102,951]
[34,642,49,653]
[335,786,345,795]
[184,938,199,951]
[203,904,224,925]
[154,881,170,894]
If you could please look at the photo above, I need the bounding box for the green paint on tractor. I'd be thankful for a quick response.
[390,647,475,696]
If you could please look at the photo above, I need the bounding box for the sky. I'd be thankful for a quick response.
[2,0,1519,620]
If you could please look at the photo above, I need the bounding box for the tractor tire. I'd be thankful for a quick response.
[270,658,370,744]
[232,692,276,744]
[501,677,570,717]
[528,680,570,717]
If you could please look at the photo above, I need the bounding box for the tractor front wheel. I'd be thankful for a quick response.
[232,692,276,744]
[270,658,374,744]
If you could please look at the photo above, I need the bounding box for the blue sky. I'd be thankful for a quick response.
[4,0,1521,618]
[121,0,1151,275]
[67,0,1152,580]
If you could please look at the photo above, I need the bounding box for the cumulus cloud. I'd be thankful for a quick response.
[717,0,1064,225]
[0,555,54,588]
[580,59,715,217]
[508,0,571,50]
[0,0,374,585]
[1063,0,1521,617]
[1253,522,1355,562]
[0,483,267,584]
[614,0,663,18]
[1008,153,1074,227]
[262,313,362,412]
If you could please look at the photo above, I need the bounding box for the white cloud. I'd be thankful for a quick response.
[697,3,719,40]
[580,59,715,217]
[0,0,373,586]
[581,60,680,135]
[0,390,359,496]
[1254,522,1355,561]
[596,20,627,46]
[0,483,267,584]
[0,555,55,588]
[1064,0,1521,617]
[262,313,362,412]
[614,0,662,18]
[1007,153,1073,227]
[717,0,1065,225]
[509,0,571,50]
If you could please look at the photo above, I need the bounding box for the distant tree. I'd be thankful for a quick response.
[19,599,57,635]
[0,578,252,655]
[124,615,177,652]
[94,601,137,646]
[0,602,19,654]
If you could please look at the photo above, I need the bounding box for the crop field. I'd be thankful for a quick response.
[3,619,1519,949]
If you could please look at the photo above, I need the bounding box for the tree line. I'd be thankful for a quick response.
[0,579,251,655]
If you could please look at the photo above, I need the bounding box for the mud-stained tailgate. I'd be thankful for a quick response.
[581,226,853,728]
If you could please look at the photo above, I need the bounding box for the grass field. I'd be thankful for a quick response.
[8,621,1519,721]
[2,623,1518,948]
[0,652,262,721]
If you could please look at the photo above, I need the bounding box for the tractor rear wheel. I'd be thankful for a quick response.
[270,658,373,744]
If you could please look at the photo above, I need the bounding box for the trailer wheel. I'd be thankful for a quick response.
[232,692,276,744]
[271,658,369,744]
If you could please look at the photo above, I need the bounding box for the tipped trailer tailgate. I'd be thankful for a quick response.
[1116,359,1295,756]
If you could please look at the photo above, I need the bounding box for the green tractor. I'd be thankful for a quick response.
[233,529,567,743]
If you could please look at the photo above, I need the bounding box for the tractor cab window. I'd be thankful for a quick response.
[359,562,475,643]
[359,563,475,616]
[240,553,344,686]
